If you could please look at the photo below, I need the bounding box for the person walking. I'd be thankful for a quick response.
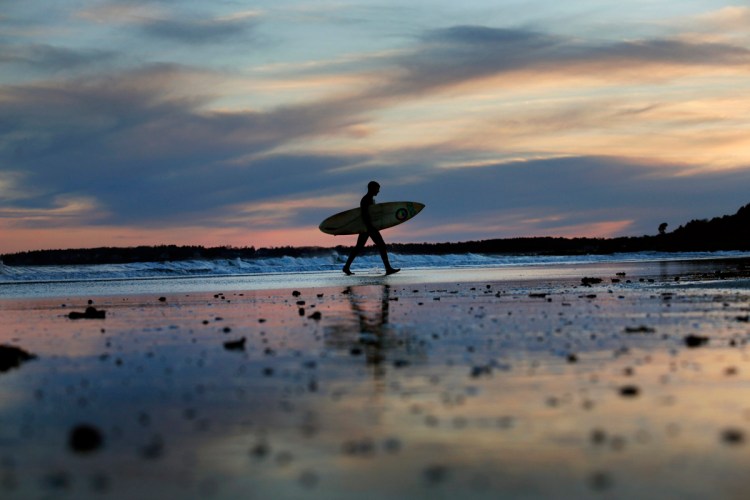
[342,181,400,276]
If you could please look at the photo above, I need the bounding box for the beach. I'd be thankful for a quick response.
[1,258,750,499]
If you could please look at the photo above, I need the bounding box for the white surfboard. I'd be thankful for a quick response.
[319,201,425,236]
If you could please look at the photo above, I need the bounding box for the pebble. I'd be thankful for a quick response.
[619,385,640,397]
[68,306,106,319]
[68,424,104,453]
[0,345,37,373]
[684,335,709,348]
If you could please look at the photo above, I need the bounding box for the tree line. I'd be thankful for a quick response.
[2,203,748,266]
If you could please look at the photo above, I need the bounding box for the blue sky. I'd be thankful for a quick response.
[1,1,749,252]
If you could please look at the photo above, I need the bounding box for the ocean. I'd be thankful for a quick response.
[2,250,749,299]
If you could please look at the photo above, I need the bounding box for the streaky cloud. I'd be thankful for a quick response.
[0,43,113,71]
[140,14,256,44]
[378,25,750,96]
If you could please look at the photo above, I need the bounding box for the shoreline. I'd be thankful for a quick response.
[1,261,749,498]
[2,254,749,300]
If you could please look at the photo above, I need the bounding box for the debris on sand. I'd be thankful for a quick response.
[624,325,656,334]
[721,428,744,445]
[68,306,106,320]
[618,385,640,398]
[69,424,104,453]
[223,337,246,351]
[0,345,37,373]
[684,334,709,348]
[581,277,603,286]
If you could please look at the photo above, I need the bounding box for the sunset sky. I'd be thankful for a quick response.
[2,1,750,253]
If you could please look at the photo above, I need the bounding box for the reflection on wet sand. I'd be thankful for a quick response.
[1,262,750,498]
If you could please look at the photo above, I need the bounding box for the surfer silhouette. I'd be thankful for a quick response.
[342,181,400,276]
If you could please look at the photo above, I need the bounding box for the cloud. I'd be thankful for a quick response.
[374,25,750,97]
[2,20,750,248]
[0,64,375,228]
[0,43,113,71]
[139,13,257,44]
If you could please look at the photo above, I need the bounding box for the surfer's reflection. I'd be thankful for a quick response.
[325,285,415,380]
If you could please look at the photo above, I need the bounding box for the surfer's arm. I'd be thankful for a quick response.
[360,196,375,231]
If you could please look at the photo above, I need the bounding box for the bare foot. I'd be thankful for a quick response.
[385,268,400,276]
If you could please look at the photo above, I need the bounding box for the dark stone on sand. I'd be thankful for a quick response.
[222,327,232,333]
[223,337,246,351]
[393,359,410,368]
[588,471,613,491]
[296,300,306,306]
[581,277,602,286]
[0,345,37,373]
[298,469,319,488]
[684,334,709,348]
[308,311,322,320]
[298,307,305,316]
[736,315,749,322]
[250,442,270,458]
[342,438,376,456]
[567,354,578,363]
[350,347,363,356]
[68,424,103,453]
[528,293,547,298]
[68,306,106,319]
[140,435,164,459]
[721,428,744,445]
[591,429,607,445]
[618,385,640,397]
[292,290,301,297]
[423,464,449,484]
[383,437,402,453]
[158,297,166,302]
[624,325,656,334]
[470,365,492,378]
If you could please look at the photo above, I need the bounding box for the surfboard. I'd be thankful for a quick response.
[319,201,425,236]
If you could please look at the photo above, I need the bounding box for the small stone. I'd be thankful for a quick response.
[619,385,640,397]
[423,464,448,484]
[581,277,602,286]
[721,428,744,445]
[69,424,103,453]
[0,345,37,373]
[223,337,246,351]
[158,297,166,302]
[624,325,656,334]
[589,471,613,491]
[308,311,322,320]
[684,334,709,348]
[68,306,106,320]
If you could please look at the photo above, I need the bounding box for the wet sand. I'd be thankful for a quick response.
[1,261,750,499]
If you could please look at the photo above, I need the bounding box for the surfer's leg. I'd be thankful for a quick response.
[343,233,369,275]
[370,230,399,275]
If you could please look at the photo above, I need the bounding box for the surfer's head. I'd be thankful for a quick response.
[367,181,380,195]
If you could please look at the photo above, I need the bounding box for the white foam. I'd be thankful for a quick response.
[1,250,748,283]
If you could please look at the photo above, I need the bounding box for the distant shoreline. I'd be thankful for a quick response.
[3,202,748,266]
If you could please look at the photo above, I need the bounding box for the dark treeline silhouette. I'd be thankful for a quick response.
[2,203,748,266]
